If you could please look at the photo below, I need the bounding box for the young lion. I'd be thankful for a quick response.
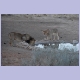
[41,28,59,40]
[8,32,35,46]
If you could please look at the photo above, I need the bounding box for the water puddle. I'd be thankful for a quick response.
[35,43,79,52]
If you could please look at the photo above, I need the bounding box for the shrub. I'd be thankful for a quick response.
[21,47,79,66]
[32,48,79,66]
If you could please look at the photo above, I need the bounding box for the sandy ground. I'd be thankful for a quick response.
[1,15,79,66]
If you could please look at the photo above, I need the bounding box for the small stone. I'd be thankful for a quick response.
[4,42,6,44]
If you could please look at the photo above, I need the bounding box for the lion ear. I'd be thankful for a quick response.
[41,30,45,32]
